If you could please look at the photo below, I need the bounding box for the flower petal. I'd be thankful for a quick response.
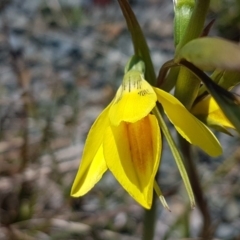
[154,88,222,157]
[103,114,161,209]
[109,71,157,126]
[71,105,111,197]
[191,95,235,129]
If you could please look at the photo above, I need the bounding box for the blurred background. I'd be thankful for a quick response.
[0,0,240,239]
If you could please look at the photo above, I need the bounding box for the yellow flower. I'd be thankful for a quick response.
[71,70,222,209]
[191,95,235,133]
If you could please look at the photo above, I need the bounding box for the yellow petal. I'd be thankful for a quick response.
[191,95,235,129]
[71,105,111,197]
[109,71,157,126]
[103,114,161,209]
[154,88,222,157]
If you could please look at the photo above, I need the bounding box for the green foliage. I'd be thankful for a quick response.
[175,37,240,71]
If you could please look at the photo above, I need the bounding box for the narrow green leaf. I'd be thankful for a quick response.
[118,0,156,85]
[197,69,223,98]
[198,70,240,99]
[176,37,240,71]
[153,106,195,208]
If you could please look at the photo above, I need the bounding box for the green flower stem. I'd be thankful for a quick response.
[175,0,210,54]
[153,106,195,208]
[142,192,157,240]
[178,134,213,239]
[174,0,194,47]
[173,0,210,109]
[174,67,201,109]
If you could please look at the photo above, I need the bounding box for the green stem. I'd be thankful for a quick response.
[174,0,209,109]
[176,0,210,54]
[174,67,201,109]
[174,0,195,47]
[173,0,210,108]
[142,192,157,240]
[178,135,213,238]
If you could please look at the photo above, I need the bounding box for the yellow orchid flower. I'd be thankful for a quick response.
[191,95,235,133]
[71,70,222,209]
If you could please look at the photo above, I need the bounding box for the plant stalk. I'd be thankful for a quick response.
[178,135,213,238]
[142,192,157,240]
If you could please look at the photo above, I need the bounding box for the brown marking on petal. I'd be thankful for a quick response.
[123,73,142,92]
[114,72,154,106]
[138,89,150,96]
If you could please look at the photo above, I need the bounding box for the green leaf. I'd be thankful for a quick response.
[118,0,156,85]
[197,69,224,98]
[198,70,240,99]
[176,37,240,71]
[181,60,240,134]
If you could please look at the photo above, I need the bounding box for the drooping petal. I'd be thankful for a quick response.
[71,105,111,197]
[191,95,235,130]
[109,71,157,126]
[154,87,222,157]
[103,114,161,209]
